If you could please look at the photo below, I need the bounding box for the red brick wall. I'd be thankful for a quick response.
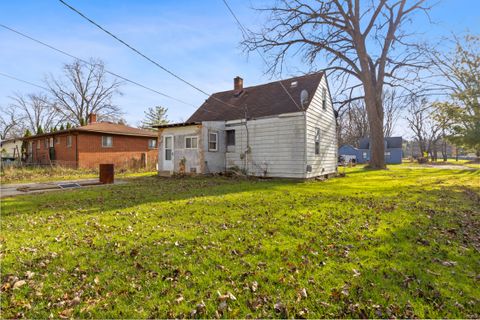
[28,134,77,168]
[77,133,158,170]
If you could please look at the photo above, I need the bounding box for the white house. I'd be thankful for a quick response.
[155,72,337,178]
[1,138,23,160]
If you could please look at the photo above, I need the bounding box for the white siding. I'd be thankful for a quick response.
[305,76,337,177]
[202,121,226,173]
[225,112,306,178]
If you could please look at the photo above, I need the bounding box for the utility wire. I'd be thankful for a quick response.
[0,23,195,107]
[221,0,303,111]
[58,0,212,97]
[0,72,49,91]
[58,0,246,115]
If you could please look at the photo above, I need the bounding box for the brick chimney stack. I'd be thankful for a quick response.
[234,76,243,91]
[88,113,97,124]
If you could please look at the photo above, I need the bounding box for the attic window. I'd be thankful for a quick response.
[290,81,298,88]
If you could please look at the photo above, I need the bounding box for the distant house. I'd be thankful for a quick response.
[154,72,338,178]
[339,137,403,164]
[23,114,158,169]
[1,138,23,163]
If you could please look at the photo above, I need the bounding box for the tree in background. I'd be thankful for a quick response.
[140,106,169,129]
[46,59,124,126]
[430,35,480,157]
[244,0,431,168]
[0,105,24,140]
[338,89,403,147]
[10,93,60,135]
[405,96,448,161]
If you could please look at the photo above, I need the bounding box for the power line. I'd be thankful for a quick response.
[58,0,212,97]
[221,0,303,111]
[0,23,195,107]
[0,72,49,91]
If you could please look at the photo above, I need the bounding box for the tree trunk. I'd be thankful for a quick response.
[364,93,385,169]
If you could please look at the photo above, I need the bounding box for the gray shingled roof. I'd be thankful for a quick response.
[359,137,403,149]
[187,72,324,122]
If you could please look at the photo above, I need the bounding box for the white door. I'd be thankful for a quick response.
[163,135,173,171]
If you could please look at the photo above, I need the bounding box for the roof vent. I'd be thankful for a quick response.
[290,81,298,88]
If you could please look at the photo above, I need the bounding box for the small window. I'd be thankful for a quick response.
[28,141,33,153]
[148,139,157,149]
[208,132,218,151]
[226,130,235,146]
[36,141,40,149]
[49,137,54,148]
[185,136,198,149]
[102,136,113,148]
[44,138,49,148]
[314,128,320,155]
[322,87,327,110]
[363,152,368,159]
[66,135,72,147]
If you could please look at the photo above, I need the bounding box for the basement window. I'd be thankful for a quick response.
[66,135,72,148]
[185,136,198,149]
[102,136,113,148]
[148,139,157,149]
[315,128,320,155]
[226,130,235,146]
[208,132,218,151]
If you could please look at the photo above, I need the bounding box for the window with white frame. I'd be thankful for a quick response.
[102,136,113,148]
[208,132,218,151]
[36,140,40,149]
[322,87,327,110]
[185,136,198,149]
[49,137,54,148]
[44,138,48,148]
[315,128,320,155]
[66,135,72,147]
[28,141,32,153]
[148,139,157,149]
[363,152,368,159]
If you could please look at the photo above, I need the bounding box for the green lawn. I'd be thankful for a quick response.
[1,166,479,318]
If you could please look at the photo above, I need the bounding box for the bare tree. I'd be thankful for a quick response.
[0,105,24,140]
[46,59,123,126]
[244,0,431,168]
[10,93,61,135]
[339,89,404,146]
[406,96,446,160]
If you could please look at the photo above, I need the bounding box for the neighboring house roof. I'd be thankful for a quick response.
[0,138,23,145]
[187,72,324,122]
[359,137,403,149]
[24,122,158,139]
[76,122,157,137]
[339,144,358,151]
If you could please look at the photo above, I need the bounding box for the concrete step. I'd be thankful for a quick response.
[157,170,172,177]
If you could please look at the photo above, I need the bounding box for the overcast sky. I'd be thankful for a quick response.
[1,0,479,135]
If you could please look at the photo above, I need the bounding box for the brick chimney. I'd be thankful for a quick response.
[88,113,97,124]
[234,76,243,91]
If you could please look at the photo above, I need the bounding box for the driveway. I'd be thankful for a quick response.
[0,179,125,198]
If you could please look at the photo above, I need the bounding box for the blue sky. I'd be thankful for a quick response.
[1,0,479,133]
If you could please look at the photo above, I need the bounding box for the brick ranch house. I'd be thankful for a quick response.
[23,114,158,169]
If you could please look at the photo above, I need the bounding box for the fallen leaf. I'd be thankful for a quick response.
[13,280,26,290]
